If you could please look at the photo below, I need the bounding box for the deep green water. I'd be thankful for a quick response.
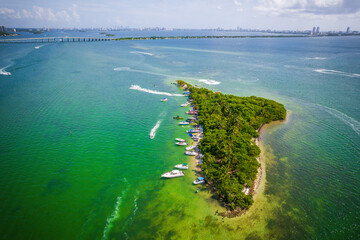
[0,35,359,239]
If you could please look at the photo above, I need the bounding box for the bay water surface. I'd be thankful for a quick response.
[0,32,359,239]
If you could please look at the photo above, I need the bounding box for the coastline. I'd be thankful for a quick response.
[252,114,290,197]
[176,80,287,216]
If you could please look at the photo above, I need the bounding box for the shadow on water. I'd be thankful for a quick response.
[43,178,71,196]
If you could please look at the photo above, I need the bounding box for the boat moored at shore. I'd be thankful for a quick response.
[174,163,188,169]
[161,170,185,178]
[193,177,205,185]
[175,138,186,142]
[185,145,196,151]
[185,151,197,156]
[180,102,190,107]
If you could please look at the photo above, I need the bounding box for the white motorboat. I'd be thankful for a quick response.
[174,163,188,170]
[185,145,196,151]
[185,151,197,156]
[180,102,190,107]
[179,121,189,125]
[175,138,186,142]
[193,177,205,185]
[176,142,188,146]
[1,71,11,76]
[161,170,185,178]
[187,129,200,133]
[161,98,168,102]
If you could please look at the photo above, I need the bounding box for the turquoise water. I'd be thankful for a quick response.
[0,34,359,239]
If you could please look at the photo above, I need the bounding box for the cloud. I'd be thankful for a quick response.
[254,0,360,16]
[0,5,79,23]
[233,0,243,6]
[233,0,244,12]
[0,8,21,19]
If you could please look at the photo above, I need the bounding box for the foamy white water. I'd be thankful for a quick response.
[237,77,259,83]
[101,195,123,240]
[150,120,162,139]
[130,51,154,56]
[0,65,11,76]
[305,57,327,60]
[101,178,128,240]
[314,69,360,78]
[130,85,183,97]
[319,104,360,136]
[34,45,45,49]
[198,79,221,85]
[114,67,220,85]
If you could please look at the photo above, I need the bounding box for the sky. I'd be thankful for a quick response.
[0,0,360,31]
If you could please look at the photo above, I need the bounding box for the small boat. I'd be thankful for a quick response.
[180,102,190,107]
[185,151,197,156]
[173,116,183,120]
[178,121,190,125]
[187,129,200,133]
[176,141,188,146]
[161,98,168,102]
[185,145,196,151]
[161,170,185,178]
[175,138,186,142]
[186,111,197,115]
[2,72,11,76]
[174,163,188,169]
[193,177,205,185]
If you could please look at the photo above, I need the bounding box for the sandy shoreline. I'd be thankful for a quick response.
[179,82,288,215]
[252,114,289,196]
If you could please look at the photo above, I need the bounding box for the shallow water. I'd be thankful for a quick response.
[0,32,359,239]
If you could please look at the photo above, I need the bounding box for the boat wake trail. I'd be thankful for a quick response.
[237,77,259,83]
[305,57,327,60]
[129,85,183,96]
[35,45,45,49]
[150,120,162,139]
[198,79,221,85]
[318,104,360,136]
[130,51,154,56]
[123,192,139,239]
[0,65,11,76]
[313,69,360,78]
[101,178,128,240]
[114,67,221,85]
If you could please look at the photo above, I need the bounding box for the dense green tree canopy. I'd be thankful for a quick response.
[177,80,286,210]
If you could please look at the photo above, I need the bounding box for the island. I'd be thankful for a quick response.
[176,80,286,214]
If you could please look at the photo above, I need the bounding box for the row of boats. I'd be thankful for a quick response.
[161,97,205,185]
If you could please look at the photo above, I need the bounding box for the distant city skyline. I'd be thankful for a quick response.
[1,0,360,31]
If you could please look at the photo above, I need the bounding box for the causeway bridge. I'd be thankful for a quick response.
[0,37,113,43]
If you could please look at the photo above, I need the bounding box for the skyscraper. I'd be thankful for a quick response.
[316,26,320,34]
[346,27,350,33]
